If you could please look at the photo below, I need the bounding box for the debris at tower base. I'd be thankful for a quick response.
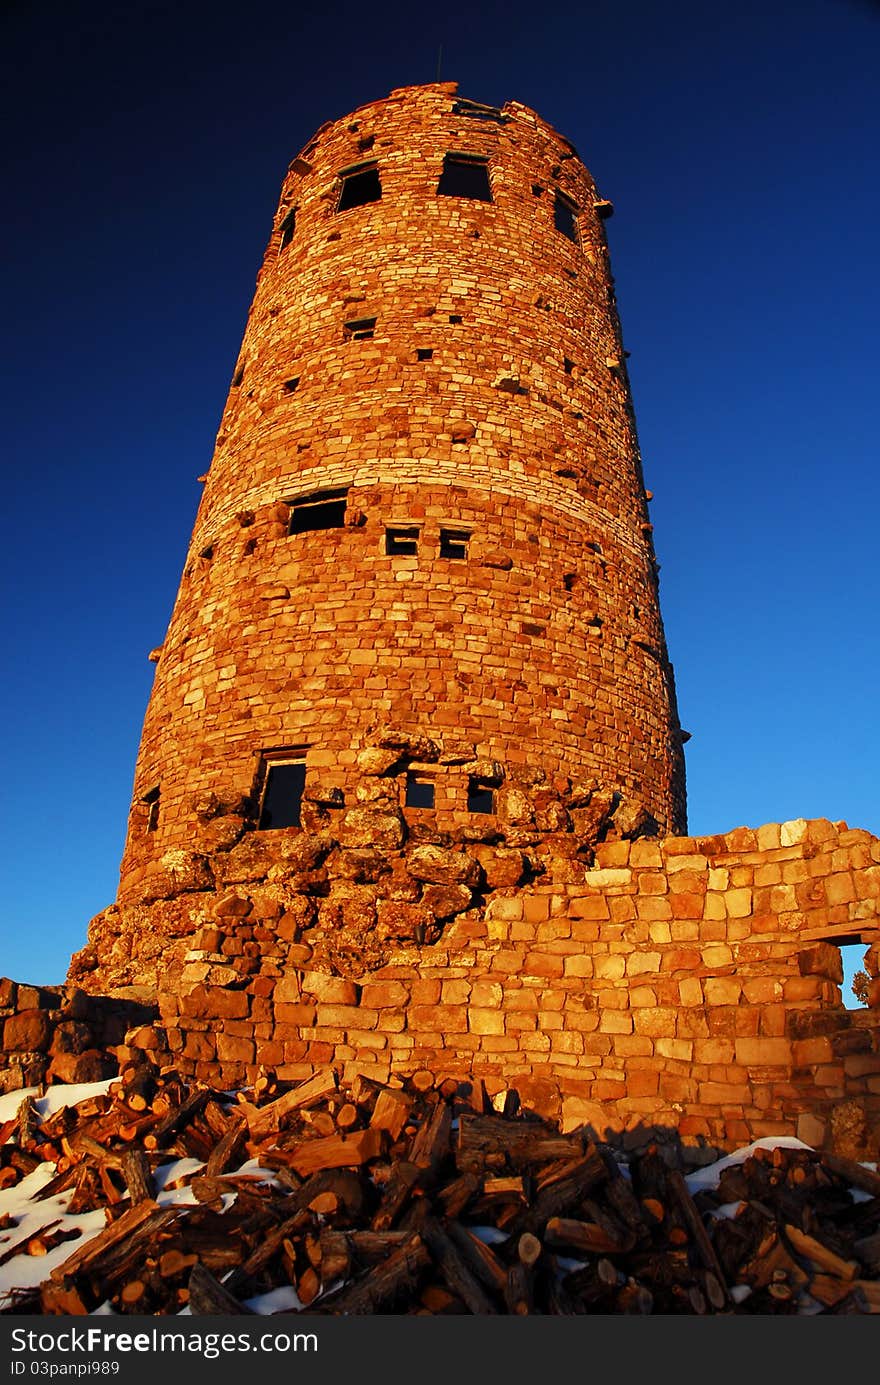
[50,817,880,1160]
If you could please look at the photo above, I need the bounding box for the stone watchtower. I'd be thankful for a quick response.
[73,82,686,1004]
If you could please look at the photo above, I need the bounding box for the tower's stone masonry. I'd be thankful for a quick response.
[54,85,879,1154]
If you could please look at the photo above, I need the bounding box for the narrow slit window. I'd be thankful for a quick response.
[385,526,419,556]
[337,163,382,211]
[553,191,580,243]
[439,528,470,560]
[405,775,435,809]
[142,786,160,833]
[258,758,306,830]
[344,317,376,341]
[289,487,349,534]
[437,154,492,202]
[467,780,494,814]
[278,208,296,251]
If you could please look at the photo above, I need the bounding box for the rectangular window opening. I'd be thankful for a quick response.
[553,191,580,243]
[448,314,463,324]
[278,208,296,251]
[405,774,435,809]
[289,487,349,534]
[337,163,382,212]
[344,317,377,341]
[840,940,871,1010]
[439,528,470,560]
[385,525,420,556]
[467,780,494,815]
[258,756,307,830]
[437,154,493,202]
[142,786,160,833]
[283,376,300,394]
[563,357,575,375]
[416,348,434,361]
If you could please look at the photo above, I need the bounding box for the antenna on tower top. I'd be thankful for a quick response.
[436,44,443,82]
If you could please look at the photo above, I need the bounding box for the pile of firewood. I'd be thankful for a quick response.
[1,1063,879,1315]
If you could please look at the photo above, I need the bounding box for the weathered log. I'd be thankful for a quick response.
[666,1169,729,1299]
[406,1203,497,1314]
[783,1223,859,1280]
[446,1224,508,1296]
[50,1200,162,1282]
[371,1160,421,1231]
[504,1261,533,1315]
[820,1152,880,1200]
[240,1069,338,1137]
[516,1145,608,1233]
[436,1171,481,1219]
[188,1262,254,1315]
[320,1232,431,1314]
[456,1114,582,1171]
[369,1089,412,1141]
[144,1088,211,1150]
[289,1126,384,1177]
[204,1115,247,1177]
[409,1100,452,1175]
[120,1148,153,1205]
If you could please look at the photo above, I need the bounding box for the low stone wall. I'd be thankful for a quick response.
[139,817,880,1155]
[0,979,157,1093]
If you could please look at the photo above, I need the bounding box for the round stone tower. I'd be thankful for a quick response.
[75,82,686,990]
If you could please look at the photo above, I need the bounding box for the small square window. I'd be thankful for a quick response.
[289,487,349,534]
[437,154,493,202]
[439,528,470,560]
[416,348,434,361]
[385,526,419,556]
[259,757,306,829]
[405,775,435,809]
[553,192,579,243]
[467,780,494,814]
[278,208,296,251]
[344,317,376,341]
[337,163,382,211]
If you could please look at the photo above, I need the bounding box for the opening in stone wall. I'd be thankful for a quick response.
[343,317,376,341]
[337,163,382,211]
[416,348,434,361]
[386,526,420,556]
[437,154,493,202]
[467,780,494,814]
[405,775,435,809]
[840,940,871,1009]
[278,208,296,251]
[451,98,507,124]
[258,755,307,830]
[283,377,300,394]
[288,488,349,534]
[553,191,580,243]
[439,528,470,560]
[142,786,160,833]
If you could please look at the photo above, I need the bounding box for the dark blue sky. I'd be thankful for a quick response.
[2,0,878,984]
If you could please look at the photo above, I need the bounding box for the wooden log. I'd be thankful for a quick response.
[16,1096,39,1147]
[436,1171,481,1219]
[517,1146,608,1234]
[545,1216,625,1256]
[517,1233,542,1268]
[370,1089,412,1141]
[854,1230,880,1273]
[783,1223,859,1280]
[188,1262,254,1315]
[504,1261,533,1315]
[409,1100,452,1175]
[224,1209,312,1293]
[666,1169,729,1299]
[323,1232,430,1314]
[406,1204,497,1314]
[143,1088,211,1150]
[289,1126,384,1178]
[50,1200,161,1282]
[241,1069,338,1137]
[820,1152,880,1199]
[335,1103,359,1131]
[456,1114,582,1171]
[119,1280,147,1309]
[446,1224,509,1297]
[40,1283,90,1316]
[501,1088,520,1120]
[372,1160,421,1231]
[204,1115,247,1177]
[119,1148,153,1205]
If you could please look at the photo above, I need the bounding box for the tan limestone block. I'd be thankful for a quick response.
[678,977,703,1007]
[734,1038,792,1066]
